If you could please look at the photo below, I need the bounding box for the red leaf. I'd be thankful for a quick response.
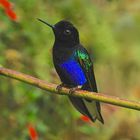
[28,124,38,140]
[0,0,12,9]
[80,115,91,122]
[0,0,17,21]
[5,8,17,21]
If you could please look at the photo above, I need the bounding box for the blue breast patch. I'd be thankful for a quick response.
[60,59,87,85]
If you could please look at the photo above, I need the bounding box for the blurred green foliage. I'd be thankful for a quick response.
[0,0,140,139]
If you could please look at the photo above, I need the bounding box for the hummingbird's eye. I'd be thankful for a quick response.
[64,29,71,35]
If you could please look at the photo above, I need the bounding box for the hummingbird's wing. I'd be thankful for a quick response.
[76,46,97,92]
[75,45,104,123]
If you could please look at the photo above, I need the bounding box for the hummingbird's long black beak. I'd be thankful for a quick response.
[37,18,55,29]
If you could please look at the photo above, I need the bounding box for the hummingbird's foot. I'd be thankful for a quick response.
[56,83,66,92]
[69,86,81,94]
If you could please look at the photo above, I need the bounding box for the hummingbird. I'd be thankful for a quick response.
[38,19,104,124]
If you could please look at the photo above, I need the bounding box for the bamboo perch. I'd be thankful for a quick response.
[0,67,140,111]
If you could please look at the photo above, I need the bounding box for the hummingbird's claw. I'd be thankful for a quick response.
[69,86,81,94]
[56,83,66,92]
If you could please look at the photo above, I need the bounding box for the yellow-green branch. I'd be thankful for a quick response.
[0,67,140,111]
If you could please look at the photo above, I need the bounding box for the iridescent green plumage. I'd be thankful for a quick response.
[77,49,92,72]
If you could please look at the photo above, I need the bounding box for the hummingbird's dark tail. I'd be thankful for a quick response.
[69,70,104,124]
[69,96,96,122]
[83,98,104,124]
[82,72,104,124]
[69,96,104,124]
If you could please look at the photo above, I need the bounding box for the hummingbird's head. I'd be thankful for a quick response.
[38,19,79,44]
[54,20,79,43]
